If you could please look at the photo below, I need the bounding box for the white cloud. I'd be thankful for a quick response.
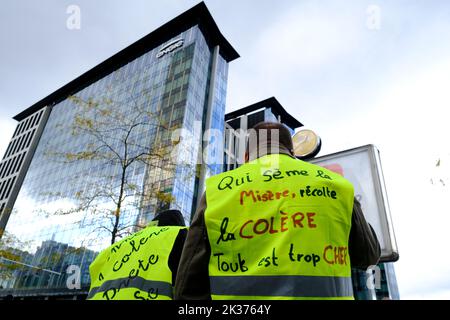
[0,118,16,157]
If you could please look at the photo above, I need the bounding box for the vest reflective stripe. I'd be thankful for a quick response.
[210,275,353,298]
[205,154,355,300]
[87,276,173,300]
[88,226,186,300]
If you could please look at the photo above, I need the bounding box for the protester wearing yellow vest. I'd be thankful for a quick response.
[88,209,187,300]
[175,122,381,300]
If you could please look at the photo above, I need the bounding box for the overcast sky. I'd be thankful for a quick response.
[1,0,450,299]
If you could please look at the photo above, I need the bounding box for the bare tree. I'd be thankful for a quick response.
[42,80,188,244]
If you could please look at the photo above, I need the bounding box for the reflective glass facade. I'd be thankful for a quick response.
[0,23,230,297]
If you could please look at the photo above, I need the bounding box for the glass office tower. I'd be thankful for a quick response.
[0,3,238,298]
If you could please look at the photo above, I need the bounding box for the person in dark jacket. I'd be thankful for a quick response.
[175,122,381,300]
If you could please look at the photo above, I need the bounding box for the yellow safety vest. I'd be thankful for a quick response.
[205,154,355,300]
[87,225,186,300]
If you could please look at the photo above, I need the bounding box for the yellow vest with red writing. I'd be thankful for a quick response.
[87,226,186,300]
[205,154,355,300]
